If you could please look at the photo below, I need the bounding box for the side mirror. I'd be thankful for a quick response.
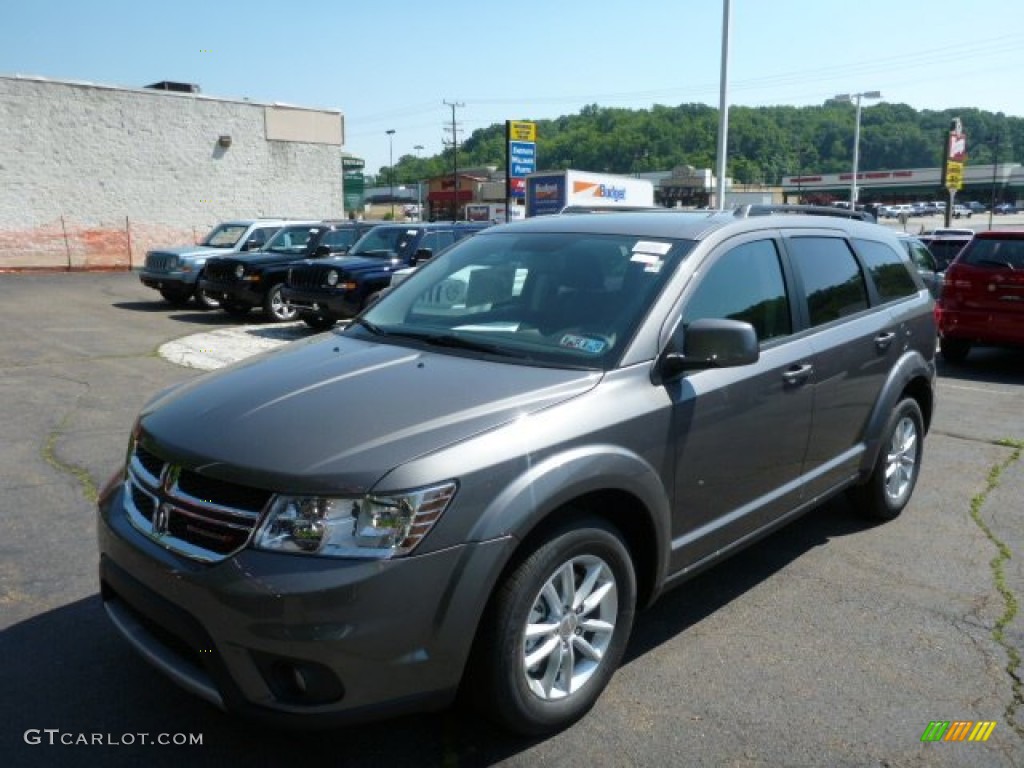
[659,318,759,379]
[243,238,263,251]
[412,247,433,264]
[313,244,332,258]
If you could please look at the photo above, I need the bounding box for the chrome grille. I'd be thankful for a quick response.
[144,252,180,272]
[125,441,272,562]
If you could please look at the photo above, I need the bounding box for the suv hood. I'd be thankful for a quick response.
[150,245,230,258]
[139,335,600,493]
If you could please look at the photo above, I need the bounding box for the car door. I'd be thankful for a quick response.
[668,235,815,572]
[783,232,899,499]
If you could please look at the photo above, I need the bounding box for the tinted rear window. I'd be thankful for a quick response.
[960,238,1024,270]
[853,238,918,302]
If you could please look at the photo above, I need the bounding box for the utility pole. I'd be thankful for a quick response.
[443,100,464,220]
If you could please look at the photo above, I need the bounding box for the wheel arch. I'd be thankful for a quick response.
[858,350,935,478]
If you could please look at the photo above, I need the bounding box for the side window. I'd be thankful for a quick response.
[322,229,357,249]
[786,237,869,326]
[853,238,919,302]
[907,241,937,273]
[682,239,791,343]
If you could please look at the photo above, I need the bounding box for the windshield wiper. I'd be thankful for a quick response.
[352,317,387,335]
[416,333,525,358]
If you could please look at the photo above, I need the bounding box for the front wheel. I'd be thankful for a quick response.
[263,284,298,323]
[193,278,221,310]
[468,516,636,735]
[852,398,924,520]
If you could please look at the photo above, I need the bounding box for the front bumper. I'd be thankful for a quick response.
[199,279,263,308]
[140,270,196,290]
[97,483,512,727]
[281,286,360,320]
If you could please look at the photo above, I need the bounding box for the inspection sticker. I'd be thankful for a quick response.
[559,334,606,354]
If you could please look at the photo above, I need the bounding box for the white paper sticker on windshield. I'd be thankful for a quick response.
[559,334,607,354]
[630,253,660,265]
[633,240,671,255]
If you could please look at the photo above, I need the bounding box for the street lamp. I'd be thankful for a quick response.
[414,144,424,221]
[833,91,881,207]
[386,129,396,220]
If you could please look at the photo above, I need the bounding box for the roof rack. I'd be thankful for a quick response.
[558,205,669,214]
[733,204,877,223]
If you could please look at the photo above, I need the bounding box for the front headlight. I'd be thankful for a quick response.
[234,264,245,279]
[252,481,457,559]
[326,269,339,287]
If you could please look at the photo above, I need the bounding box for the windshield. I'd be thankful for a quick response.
[348,227,420,259]
[351,231,693,370]
[263,225,322,255]
[201,223,249,248]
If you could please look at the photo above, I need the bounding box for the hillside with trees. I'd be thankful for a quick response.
[380,102,1024,188]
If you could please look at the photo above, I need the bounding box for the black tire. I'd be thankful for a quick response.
[159,286,192,306]
[853,398,924,521]
[263,283,298,323]
[193,276,221,310]
[301,313,336,331]
[468,516,636,735]
[940,337,970,364]
[221,301,250,318]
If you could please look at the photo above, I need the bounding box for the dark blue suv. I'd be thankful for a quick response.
[283,221,489,329]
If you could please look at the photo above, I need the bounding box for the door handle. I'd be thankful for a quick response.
[782,363,814,385]
[874,331,896,350]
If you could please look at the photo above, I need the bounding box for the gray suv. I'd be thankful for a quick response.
[98,209,936,734]
[139,219,292,307]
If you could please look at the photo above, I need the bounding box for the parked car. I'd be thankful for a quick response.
[937,231,1024,362]
[199,221,376,322]
[283,221,491,330]
[951,204,972,219]
[98,209,936,735]
[917,231,973,271]
[896,233,943,299]
[993,202,1019,215]
[138,219,291,308]
[965,201,988,214]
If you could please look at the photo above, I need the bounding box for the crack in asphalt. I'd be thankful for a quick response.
[40,386,100,505]
[967,438,1024,739]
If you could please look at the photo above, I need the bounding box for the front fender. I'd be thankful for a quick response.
[466,444,672,603]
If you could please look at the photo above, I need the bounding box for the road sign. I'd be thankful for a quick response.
[508,121,536,142]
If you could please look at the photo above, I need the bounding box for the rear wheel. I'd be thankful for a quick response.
[468,516,636,735]
[939,337,970,364]
[263,284,298,323]
[159,286,192,306]
[853,398,924,520]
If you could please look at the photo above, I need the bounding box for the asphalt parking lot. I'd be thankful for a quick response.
[2,272,1023,768]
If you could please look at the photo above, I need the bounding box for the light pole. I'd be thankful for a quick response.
[386,129,396,220]
[833,91,881,207]
[414,144,424,221]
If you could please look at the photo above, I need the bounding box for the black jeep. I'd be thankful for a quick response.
[200,221,376,322]
[283,221,490,329]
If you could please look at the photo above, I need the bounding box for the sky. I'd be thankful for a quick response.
[2,0,1022,177]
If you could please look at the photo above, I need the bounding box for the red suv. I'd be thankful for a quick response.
[937,231,1024,362]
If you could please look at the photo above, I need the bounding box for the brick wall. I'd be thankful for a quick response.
[0,76,344,269]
